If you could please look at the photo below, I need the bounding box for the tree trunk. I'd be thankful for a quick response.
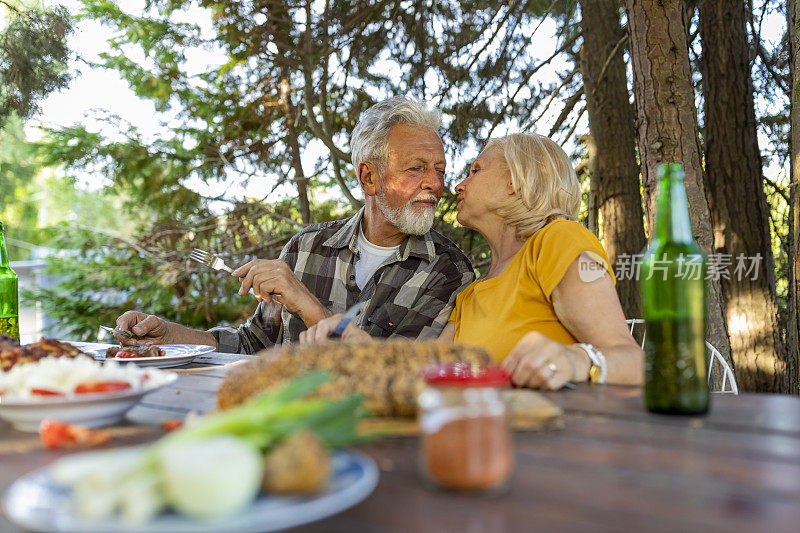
[280,74,312,225]
[270,1,311,225]
[578,0,646,320]
[789,0,800,395]
[699,0,786,393]
[625,0,733,386]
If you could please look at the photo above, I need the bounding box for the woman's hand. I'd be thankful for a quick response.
[500,332,590,390]
[299,313,371,344]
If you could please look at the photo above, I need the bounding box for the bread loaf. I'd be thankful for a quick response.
[217,340,492,417]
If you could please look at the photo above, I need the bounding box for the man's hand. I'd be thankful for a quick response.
[115,311,173,346]
[500,332,591,390]
[299,313,371,344]
[232,259,331,326]
[114,311,218,348]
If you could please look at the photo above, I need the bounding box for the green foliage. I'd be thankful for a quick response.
[19,197,333,340]
[0,116,92,259]
[748,0,791,322]
[0,116,42,258]
[15,0,585,337]
[0,2,73,128]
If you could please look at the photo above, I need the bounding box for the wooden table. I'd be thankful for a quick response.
[2,352,800,533]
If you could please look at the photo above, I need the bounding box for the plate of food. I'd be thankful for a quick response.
[71,343,216,368]
[2,448,378,533]
[0,355,177,431]
[2,371,379,533]
[1,336,88,371]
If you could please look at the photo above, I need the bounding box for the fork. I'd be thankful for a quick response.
[189,248,234,273]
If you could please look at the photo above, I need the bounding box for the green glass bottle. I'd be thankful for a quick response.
[640,164,709,415]
[0,221,20,341]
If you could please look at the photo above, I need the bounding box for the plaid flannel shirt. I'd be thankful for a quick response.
[210,208,474,354]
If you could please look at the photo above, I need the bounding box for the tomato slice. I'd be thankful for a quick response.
[39,419,72,448]
[74,381,132,394]
[31,388,64,396]
[114,351,141,359]
[161,419,183,431]
[39,419,112,449]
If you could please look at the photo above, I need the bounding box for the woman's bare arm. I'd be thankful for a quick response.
[551,253,644,385]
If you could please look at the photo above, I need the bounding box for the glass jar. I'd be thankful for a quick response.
[417,362,513,493]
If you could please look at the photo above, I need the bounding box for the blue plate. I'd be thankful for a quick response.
[2,449,378,532]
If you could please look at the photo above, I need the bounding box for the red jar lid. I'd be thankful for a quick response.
[423,362,510,387]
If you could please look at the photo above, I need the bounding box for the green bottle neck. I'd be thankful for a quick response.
[0,225,8,267]
[652,174,694,244]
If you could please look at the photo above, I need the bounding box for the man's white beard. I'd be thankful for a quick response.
[376,193,438,235]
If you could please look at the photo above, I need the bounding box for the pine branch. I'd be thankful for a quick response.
[331,153,362,210]
[435,4,518,101]
[460,8,532,114]
[590,33,628,98]
[73,224,156,258]
[548,86,583,137]
[561,104,586,144]
[746,0,790,96]
[300,1,350,162]
[522,69,578,131]
[0,0,21,14]
[764,175,790,205]
[483,30,582,139]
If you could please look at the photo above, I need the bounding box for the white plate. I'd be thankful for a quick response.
[0,373,177,432]
[2,449,378,533]
[71,343,216,368]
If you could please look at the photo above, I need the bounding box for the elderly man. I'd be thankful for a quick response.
[114,96,474,353]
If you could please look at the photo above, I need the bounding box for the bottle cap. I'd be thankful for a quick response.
[423,362,510,387]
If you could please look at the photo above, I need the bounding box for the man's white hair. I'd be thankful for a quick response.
[350,96,442,174]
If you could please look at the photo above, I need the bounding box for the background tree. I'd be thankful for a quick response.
[0,0,73,259]
[0,0,72,128]
[790,0,800,395]
[27,0,584,339]
[0,116,42,257]
[625,0,734,386]
[578,0,645,320]
[5,0,794,390]
[699,0,790,392]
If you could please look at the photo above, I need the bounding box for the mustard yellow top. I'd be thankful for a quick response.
[450,220,615,363]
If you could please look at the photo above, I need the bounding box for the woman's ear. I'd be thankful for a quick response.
[358,162,380,197]
[505,176,515,196]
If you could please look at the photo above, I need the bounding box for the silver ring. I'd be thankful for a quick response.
[547,362,557,373]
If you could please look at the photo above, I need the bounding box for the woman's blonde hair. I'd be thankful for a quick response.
[489,133,580,239]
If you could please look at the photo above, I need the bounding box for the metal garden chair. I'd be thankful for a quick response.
[626,319,738,394]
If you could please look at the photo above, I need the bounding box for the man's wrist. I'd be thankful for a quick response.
[169,322,218,349]
[300,298,332,327]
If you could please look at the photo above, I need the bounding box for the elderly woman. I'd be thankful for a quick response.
[302,133,643,390]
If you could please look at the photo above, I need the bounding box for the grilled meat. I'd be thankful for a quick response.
[217,340,492,417]
[0,335,20,351]
[107,344,166,358]
[0,336,88,371]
